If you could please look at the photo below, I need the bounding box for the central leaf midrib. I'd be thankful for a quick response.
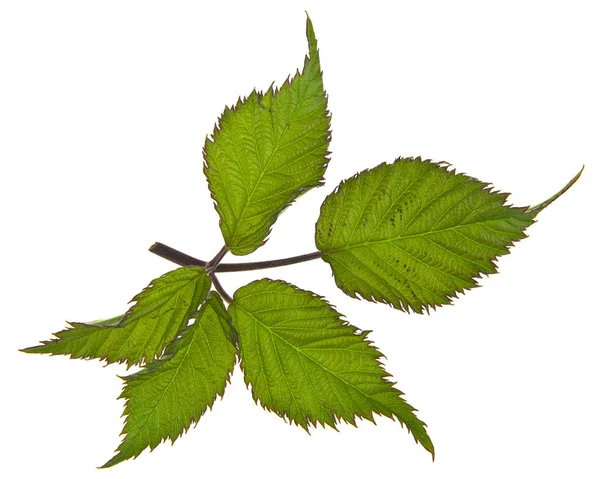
[325,214,527,254]
[230,76,313,243]
[124,329,194,447]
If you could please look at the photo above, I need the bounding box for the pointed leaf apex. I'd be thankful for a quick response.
[99,453,126,469]
[526,165,584,217]
[305,13,318,57]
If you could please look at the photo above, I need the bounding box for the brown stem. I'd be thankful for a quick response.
[149,242,323,272]
[209,273,233,304]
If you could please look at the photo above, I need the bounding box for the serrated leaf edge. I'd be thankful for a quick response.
[202,15,331,255]
[100,293,237,468]
[317,157,534,314]
[230,279,434,457]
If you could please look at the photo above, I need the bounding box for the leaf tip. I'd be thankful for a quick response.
[98,452,125,469]
[304,12,318,57]
[19,345,38,354]
[417,426,435,460]
[526,165,584,217]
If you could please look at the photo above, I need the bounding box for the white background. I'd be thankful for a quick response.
[1,1,598,477]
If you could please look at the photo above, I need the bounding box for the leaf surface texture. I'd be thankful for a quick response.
[203,16,330,255]
[23,267,211,366]
[102,294,237,468]
[229,279,433,456]
[316,157,535,313]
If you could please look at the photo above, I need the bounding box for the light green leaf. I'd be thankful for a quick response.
[229,279,433,457]
[22,267,211,366]
[316,157,535,313]
[102,294,237,468]
[203,15,330,255]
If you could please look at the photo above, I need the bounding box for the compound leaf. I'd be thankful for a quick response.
[229,279,433,457]
[23,267,211,366]
[102,293,237,468]
[203,15,330,255]
[316,157,535,313]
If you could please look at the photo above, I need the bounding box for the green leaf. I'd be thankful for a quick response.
[316,157,535,313]
[101,293,237,468]
[203,15,331,255]
[229,279,434,457]
[22,267,211,366]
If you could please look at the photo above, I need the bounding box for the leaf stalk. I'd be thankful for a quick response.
[209,273,233,304]
[149,242,323,272]
[205,245,229,274]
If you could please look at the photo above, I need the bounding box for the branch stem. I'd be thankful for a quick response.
[205,245,229,274]
[209,273,233,303]
[148,242,207,268]
[149,242,323,272]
